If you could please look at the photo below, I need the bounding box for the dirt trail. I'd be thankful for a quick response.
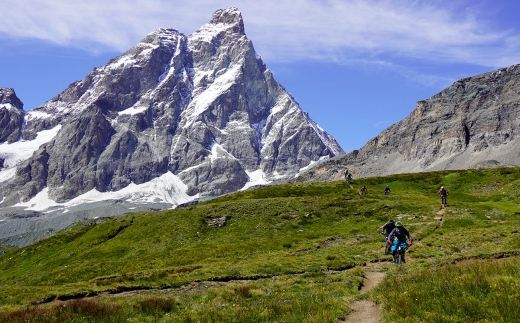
[342,206,444,322]
[342,271,386,323]
[343,300,382,323]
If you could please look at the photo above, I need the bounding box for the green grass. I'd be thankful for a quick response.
[375,258,520,323]
[0,167,519,322]
[0,269,364,322]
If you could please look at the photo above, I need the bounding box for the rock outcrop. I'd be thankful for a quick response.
[0,88,25,144]
[296,64,520,182]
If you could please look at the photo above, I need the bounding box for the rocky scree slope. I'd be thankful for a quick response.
[0,7,343,207]
[296,64,520,183]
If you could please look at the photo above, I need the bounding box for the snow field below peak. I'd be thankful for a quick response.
[240,169,269,191]
[15,172,196,212]
[0,125,61,168]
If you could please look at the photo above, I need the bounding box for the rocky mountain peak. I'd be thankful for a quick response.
[0,8,344,247]
[0,88,25,144]
[0,88,24,111]
[209,7,245,34]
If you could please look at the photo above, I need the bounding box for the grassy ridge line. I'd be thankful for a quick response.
[0,167,519,322]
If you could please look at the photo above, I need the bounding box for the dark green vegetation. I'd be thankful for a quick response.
[0,167,519,322]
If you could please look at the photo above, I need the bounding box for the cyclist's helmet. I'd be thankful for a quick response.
[441,186,444,189]
[389,219,394,223]
[395,221,403,227]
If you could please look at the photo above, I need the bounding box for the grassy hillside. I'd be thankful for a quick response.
[0,167,519,322]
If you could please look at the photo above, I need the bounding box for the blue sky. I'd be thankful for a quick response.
[1,0,519,153]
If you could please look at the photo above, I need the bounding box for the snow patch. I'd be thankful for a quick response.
[190,21,234,45]
[251,115,267,150]
[271,171,287,180]
[26,110,51,120]
[0,168,16,184]
[17,188,59,211]
[184,64,241,127]
[0,103,17,112]
[15,172,196,211]
[294,156,329,178]
[210,142,219,164]
[208,142,238,165]
[70,172,193,206]
[240,169,270,191]
[0,125,61,168]
[118,105,148,116]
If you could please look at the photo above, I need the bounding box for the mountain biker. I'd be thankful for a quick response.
[439,186,448,206]
[384,185,391,195]
[387,221,413,263]
[360,185,367,195]
[347,172,352,185]
[380,219,395,238]
[381,219,396,254]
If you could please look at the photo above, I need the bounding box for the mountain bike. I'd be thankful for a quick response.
[394,244,406,264]
[441,195,447,206]
[393,242,411,264]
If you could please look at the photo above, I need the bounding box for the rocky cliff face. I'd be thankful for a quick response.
[0,7,343,209]
[296,64,520,183]
[0,88,25,145]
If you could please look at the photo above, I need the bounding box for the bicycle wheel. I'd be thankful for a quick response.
[395,247,404,264]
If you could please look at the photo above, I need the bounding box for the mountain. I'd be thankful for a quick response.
[0,88,25,145]
[0,7,343,246]
[296,64,520,183]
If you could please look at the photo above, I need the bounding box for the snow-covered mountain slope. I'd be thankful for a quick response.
[0,7,343,246]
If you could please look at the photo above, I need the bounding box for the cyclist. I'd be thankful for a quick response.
[360,185,367,195]
[439,186,448,207]
[380,219,395,237]
[347,172,352,185]
[387,221,413,263]
[380,219,396,254]
[383,185,391,195]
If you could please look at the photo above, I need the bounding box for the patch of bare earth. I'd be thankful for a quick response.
[343,300,382,323]
[341,271,386,323]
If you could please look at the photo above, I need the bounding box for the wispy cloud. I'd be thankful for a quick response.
[374,120,391,127]
[1,0,519,68]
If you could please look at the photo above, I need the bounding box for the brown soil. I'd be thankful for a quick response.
[343,300,382,323]
[359,272,386,294]
[341,271,386,323]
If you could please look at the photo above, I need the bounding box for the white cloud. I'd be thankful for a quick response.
[1,0,519,68]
